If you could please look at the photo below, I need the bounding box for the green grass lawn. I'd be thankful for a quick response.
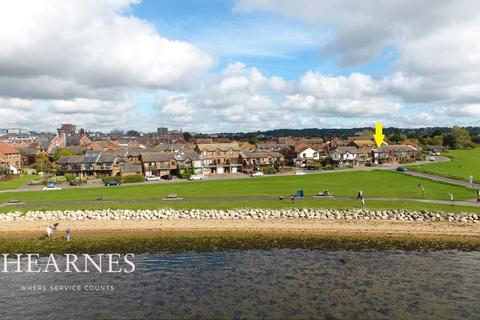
[0,175,35,190]
[1,199,479,214]
[409,148,480,183]
[0,171,477,211]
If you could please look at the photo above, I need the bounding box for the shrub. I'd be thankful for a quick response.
[121,175,144,184]
[178,172,192,180]
[64,174,76,182]
[261,167,277,175]
[101,176,122,184]
[54,176,67,183]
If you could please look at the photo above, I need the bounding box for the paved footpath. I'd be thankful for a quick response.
[403,170,479,189]
[2,194,479,209]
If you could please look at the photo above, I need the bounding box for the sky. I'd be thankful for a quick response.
[0,0,480,133]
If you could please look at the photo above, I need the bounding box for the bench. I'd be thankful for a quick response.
[313,191,335,199]
[162,194,184,201]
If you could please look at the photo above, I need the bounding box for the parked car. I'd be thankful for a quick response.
[306,165,317,170]
[396,167,408,172]
[104,180,121,186]
[295,170,306,175]
[145,175,160,182]
[161,175,173,180]
[42,185,62,191]
[250,171,264,177]
[189,174,205,181]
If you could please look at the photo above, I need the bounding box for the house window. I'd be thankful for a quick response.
[203,151,207,156]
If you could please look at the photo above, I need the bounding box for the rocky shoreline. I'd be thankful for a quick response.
[1,208,479,223]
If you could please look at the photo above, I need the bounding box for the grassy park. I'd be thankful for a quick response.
[410,147,480,183]
[0,175,34,190]
[0,170,478,213]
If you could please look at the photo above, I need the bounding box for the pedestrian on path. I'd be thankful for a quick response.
[290,194,295,204]
[477,189,480,204]
[361,197,366,209]
[66,225,71,241]
[357,190,363,200]
[448,193,454,206]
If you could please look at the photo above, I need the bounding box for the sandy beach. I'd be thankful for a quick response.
[0,219,478,239]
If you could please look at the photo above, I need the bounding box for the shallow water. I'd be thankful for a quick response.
[0,249,479,319]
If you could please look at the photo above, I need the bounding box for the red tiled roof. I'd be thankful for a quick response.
[0,143,19,154]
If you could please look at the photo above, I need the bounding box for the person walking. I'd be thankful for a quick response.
[357,190,363,200]
[477,189,480,204]
[448,193,454,206]
[290,194,295,205]
[66,225,71,241]
[361,197,366,209]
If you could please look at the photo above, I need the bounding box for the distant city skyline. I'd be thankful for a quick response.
[1,0,480,132]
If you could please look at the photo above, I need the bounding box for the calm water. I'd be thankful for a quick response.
[0,249,479,319]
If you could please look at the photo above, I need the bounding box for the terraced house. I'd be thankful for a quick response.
[371,145,421,164]
[194,143,242,174]
[239,151,284,172]
[140,152,177,177]
[57,152,120,177]
[330,147,359,167]
[0,143,21,174]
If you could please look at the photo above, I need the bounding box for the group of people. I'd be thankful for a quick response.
[46,223,71,241]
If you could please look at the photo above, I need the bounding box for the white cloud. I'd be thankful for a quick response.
[438,105,480,118]
[0,0,213,99]
[152,63,403,131]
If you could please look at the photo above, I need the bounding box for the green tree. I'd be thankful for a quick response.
[247,133,259,145]
[33,154,51,173]
[126,130,140,136]
[451,126,474,149]
[183,132,192,141]
[431,135,443,146]
[389,129,405,144]
[53,148,74,161]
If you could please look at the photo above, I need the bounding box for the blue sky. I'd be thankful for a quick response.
[0,0,479,132]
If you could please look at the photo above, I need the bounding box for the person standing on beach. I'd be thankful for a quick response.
[47,225,53,238]
[66,225,71,241]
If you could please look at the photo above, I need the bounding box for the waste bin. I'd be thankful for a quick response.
[296,189,304,198]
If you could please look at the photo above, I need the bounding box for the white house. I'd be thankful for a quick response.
[295,144,320,160]
[331,147,359,166]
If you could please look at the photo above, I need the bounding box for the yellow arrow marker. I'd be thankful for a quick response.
[373,122,385,148]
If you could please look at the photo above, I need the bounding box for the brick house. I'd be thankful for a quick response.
[372,145,421,164]
[194,143,242,174]
[239,151,284,172]
[347,140,378,164]
[0,143,22,174]
[140,152,178,177]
